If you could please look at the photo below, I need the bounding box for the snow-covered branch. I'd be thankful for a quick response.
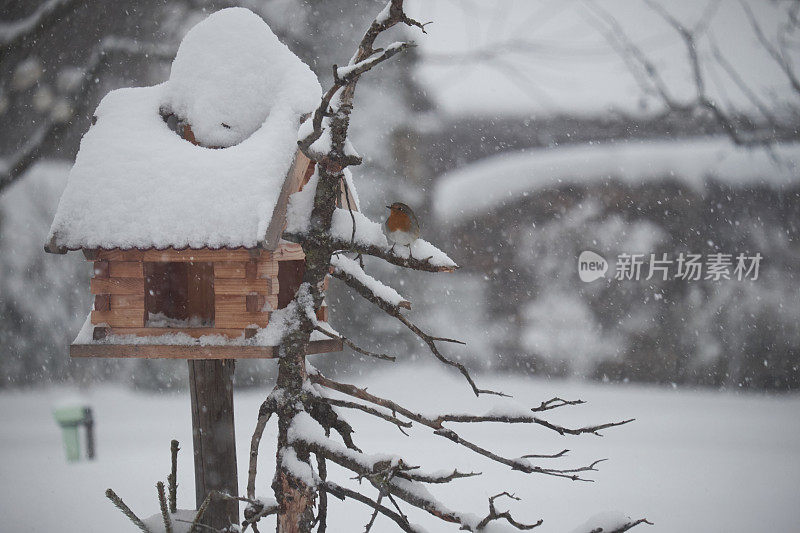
[329,267,502,397]
[330,254,411,309]
[251,1,649,530]
[284,205,458,273]
[319,396,412,431]
[334,42,413,82]
[284,229,458,273]
[321,481,419,533]
[313,325,397,362]
[309,371,631,481]
[264,2,434,530]
[297,0,428,165]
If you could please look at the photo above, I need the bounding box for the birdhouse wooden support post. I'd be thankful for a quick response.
[188,359,239,529]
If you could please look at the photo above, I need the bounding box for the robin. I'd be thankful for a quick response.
[384,202,420,253]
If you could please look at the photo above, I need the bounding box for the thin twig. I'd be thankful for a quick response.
[317,455,328,533]
[188,492,213,533]
[157,481,173,533]
[314,325,395,361]
[321,396,412,430]
[105,489,152,533]
[475,492,542,530]
[168,439,179,514]
[248,395,277,499]
[321,481,418,533]
[330,269,503,396]
[605,518,655,533]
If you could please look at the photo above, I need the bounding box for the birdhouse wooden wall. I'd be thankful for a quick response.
[87,242,327,342]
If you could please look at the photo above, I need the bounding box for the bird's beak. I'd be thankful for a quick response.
[385,205,392,209]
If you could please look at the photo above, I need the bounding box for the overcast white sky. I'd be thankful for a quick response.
[406,0,796,117]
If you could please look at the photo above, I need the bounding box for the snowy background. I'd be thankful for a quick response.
[1,0,799,531]
[1,366,799,532]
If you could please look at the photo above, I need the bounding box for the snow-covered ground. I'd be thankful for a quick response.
[1,365,798,532]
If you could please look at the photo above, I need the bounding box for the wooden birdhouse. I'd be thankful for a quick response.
[44,7,346,360]
[45,148,345,359]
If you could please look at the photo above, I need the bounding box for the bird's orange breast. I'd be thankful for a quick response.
[386,210,412,232]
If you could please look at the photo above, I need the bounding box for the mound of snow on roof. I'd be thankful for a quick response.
[163,7,318,147]
[434,138,800,223]
[48,8,321,250]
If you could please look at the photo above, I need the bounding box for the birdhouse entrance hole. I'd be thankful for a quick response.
[278,260,305,309]
[144,262,215,327]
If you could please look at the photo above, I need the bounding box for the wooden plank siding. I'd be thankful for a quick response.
[91,261,145,326]
[261,151,312,249]
[90,277,145,295]
[111,294,145,309]
[89,248,270,263]
[102,327,248,338]
[94,294,110,311]
[81,246,321,342]
[109,261,144,278]
[70,338,343,359]
[214,291,272,329]
[91,309,147,327]
[214,261,280,279]
[215,312,270,329]
[214,262,247,278]
[275,242,305,261]
[214,278,270,295]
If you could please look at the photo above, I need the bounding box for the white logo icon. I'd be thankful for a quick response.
[578,251,608,282]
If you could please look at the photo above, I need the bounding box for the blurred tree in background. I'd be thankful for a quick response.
[1,0,798,391]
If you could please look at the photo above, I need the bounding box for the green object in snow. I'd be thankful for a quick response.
[53,405,95,462]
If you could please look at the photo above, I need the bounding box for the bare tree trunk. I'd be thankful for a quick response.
[273,346,315,533]
[272,87,352,533]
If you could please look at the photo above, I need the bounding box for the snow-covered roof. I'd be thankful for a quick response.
[434,138,800,223]
[47,8,321,251]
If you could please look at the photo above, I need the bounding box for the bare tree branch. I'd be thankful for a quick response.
[309,371,629,481]
[434,427,605,482]
[0,0,81,55]
[310,441,547,532]
[707,31,781,126]
[104,488,152,533]
[475,492,542,530]
[245,3,647,531]
[314,325,396,362]
[320,396,412,431]
[314,455,328,533]
[247,394,278,500]
[307,395,362,453]
[603,518,655,533]
[531,397,586,412]
[585,0,799,147]
[330,268,500,397]
[297,0,428,165]
[321,481,419,533]
[0,37,176,193]
[156,482,174,533]
[740,0,800,96]
[265,6,430,528]
[240,496,280,533]
[168,440,179,514]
